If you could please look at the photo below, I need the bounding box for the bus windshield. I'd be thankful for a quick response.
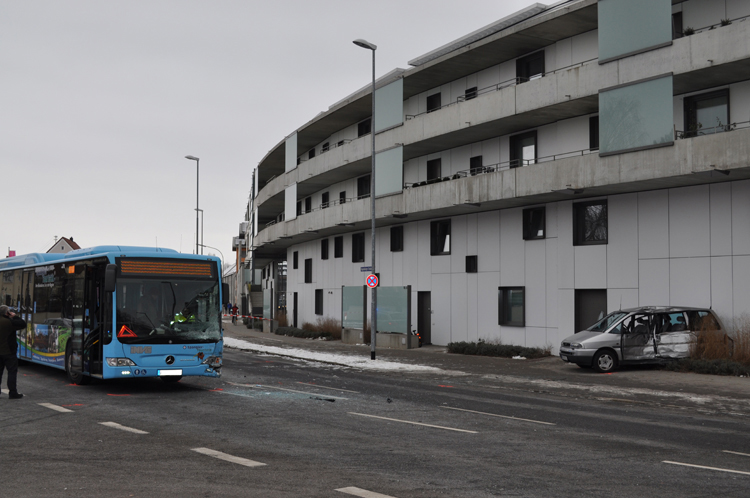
[115,278,221,344]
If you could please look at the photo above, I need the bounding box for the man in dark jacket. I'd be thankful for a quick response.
[0,304,27,399]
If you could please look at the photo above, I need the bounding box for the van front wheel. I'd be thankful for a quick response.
[592,350,618,373]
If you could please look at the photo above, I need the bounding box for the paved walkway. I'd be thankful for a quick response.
[222,319,750,412]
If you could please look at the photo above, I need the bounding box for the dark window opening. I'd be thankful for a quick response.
[684,89,729,137]
[305,197,312,213]
[465,87,477,101]
[523,207,546,240]
[334,236,343,258]
[293,251,298,269]
[466,255,478,273]
[308,148,315,160]
[470,155,483,176]
[426,93,441,113]
[321,192,329,209]
[589,116,599,150]
[517,51,544,83]
[427,158,441,181]
[321,142,329,153]
[296,201,302,216]
[672,12,683,39]
[321,239,329,260]
[357,175,371,199]
[390,226,404,252]
[304,258,312,283]
[510,131,537,168]
[315,289,323,315]
[574,200,608,246]
[337,140,344,147]
[352,233,365,263]
[358,118,371,137]
[430,220,451,255]
[339,191,346,205]
[499,287,525,326]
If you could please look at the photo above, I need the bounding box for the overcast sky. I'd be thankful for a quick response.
[2,0,541,264]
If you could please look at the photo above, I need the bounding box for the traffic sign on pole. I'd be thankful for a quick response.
[366,274,379,288]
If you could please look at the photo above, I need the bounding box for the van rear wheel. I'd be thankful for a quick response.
[592,350,618,373]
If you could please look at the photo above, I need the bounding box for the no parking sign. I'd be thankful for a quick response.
[366,274,379,288]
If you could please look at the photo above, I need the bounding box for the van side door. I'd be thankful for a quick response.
[621,313,656,361]
[655,311,690,359]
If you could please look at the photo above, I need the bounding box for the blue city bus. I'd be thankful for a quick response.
[0,246,228,384]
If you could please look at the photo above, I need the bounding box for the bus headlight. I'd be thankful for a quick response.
[201,356,222,368]
[106,358,137,367]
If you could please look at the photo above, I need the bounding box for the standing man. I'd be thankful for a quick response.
[231,303,238,325]
[0,305,27,399]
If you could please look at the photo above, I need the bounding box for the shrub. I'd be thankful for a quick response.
[315,316,342,340]
[447,339,551,359]
[277,316,342,340]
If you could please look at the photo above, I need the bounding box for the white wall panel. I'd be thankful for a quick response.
[730,81,750,124]
[546,202,558,239]
[734,256,750,318]
[728,0,750,18]
[477,64,501,92]
[417,221,432,288]
[710,256,734,320]
[467,273,479,342]
[555,38,572,71]
[501,325,526,348]
[482,137,501,167]
[466,214,478,256]
[525,327,547,350]
[607,288,638,312]
[525,240,547,328]
[670,257,710,307]
[574,245,607,289]
[557,200,574,288]
[478,271,500,341]
[403,224,420,290]
[451,273,468,343]
[639,258,670,305]
[500,209,524,285]
[284,183,298,222]
[537,123,558,159]
[546,238,559,328]
[478,211,500,272]
[607,193,639,288]
[557,289,575,340]
[710,183,733,256]
[431,274,451,345]
[450,215,468,273]
[556,116,589,155]
[571,29,598,64]
[670,185,710,258]
[638,190,670,259]
[732,180,750,255]
[682,0,724,30]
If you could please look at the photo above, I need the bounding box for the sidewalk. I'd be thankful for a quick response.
[221,319,750,410]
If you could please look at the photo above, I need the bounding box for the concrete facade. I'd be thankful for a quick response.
[241,0,750,351]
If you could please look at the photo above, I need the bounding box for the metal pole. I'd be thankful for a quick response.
[369,47,377,361]
[196,158,200,255]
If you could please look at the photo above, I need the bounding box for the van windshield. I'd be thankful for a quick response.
[586,311,628,333]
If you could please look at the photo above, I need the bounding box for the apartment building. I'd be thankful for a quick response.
[241,0,750,351]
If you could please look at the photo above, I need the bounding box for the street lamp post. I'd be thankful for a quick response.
[353,38,377,360]
[185,155,200,255]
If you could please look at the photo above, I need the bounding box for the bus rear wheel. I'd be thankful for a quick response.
[65,347,91,385]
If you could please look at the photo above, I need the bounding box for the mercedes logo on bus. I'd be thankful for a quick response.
[165,356,175,365]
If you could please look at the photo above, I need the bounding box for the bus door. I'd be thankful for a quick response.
[83,265,106,376]
[18,270,34,360]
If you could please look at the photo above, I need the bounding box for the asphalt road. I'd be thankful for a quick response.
[2,346,750,497]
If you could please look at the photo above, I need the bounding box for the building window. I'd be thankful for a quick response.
[293,251,298,269]
[430,220,451,255]
[672,12,683,39]
[321,192,329,209]
[499,287,525,326]
[427,158,441,181]
[321,142,329,153]
[308,148,315,160]
[470,155,483,176]
[390,226,403,252]
[358,118,371,137]
[516,51,544,83]
[574,200,608,246]
[315,289,323,315]
[466,255,478,273]
[304,258,312,283]
[357,175,371,199]
[305,196,312,213]
[334,236,343,258]
[523,207,546,240]
[352,232,365,263]
[296,201,302,216]
[321,239,329,260]
[589,116,599,150]
[510,131,536,168]
[426,93,441,113]
[465,87,477,101]
[339,191,346,205]
[684,89,729,137]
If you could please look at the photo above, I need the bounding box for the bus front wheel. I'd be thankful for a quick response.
[65,347,91,385]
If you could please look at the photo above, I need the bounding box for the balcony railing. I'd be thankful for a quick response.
[674,120,750,139]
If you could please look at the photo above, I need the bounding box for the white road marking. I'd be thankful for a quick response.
[227,381,349,400]
[335,487,397,498]
[348,412,478,433]
[192,447,266,468]
[723,450,750,458]
[297,382,360,393]
[441,406,556,426]
[99,422,149,434]
[38,403,73,413]
[663,461,750,476]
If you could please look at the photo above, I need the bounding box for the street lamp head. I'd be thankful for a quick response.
[353,39,377,51]
[185,155,199,161]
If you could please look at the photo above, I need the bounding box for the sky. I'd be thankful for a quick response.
[1,0,542,265]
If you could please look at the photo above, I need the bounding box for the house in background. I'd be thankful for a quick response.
[46,237,80,254]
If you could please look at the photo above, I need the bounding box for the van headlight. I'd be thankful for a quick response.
[568,343,583,350]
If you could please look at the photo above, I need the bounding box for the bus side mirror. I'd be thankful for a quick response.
[104,264,117,292]
[222,283,229,306]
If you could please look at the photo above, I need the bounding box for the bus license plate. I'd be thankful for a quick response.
[158,369,183,376]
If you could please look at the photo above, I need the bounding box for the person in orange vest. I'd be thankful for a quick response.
[231,304,238,325]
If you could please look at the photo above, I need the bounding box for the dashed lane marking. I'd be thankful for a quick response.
[297,382,360,393]
[227,382,349,400]
[335,487,397,498]
[192,447,266,468]
[723,450,750,458]
[38,403,73,413]
[441,406,556,426]
[99,422,149,434]
[348,412,478,433]
[663,461,750,476]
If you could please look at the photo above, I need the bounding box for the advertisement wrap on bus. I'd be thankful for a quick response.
[0,246,229,385]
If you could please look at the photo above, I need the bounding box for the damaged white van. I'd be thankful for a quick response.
[559,307,723,373]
